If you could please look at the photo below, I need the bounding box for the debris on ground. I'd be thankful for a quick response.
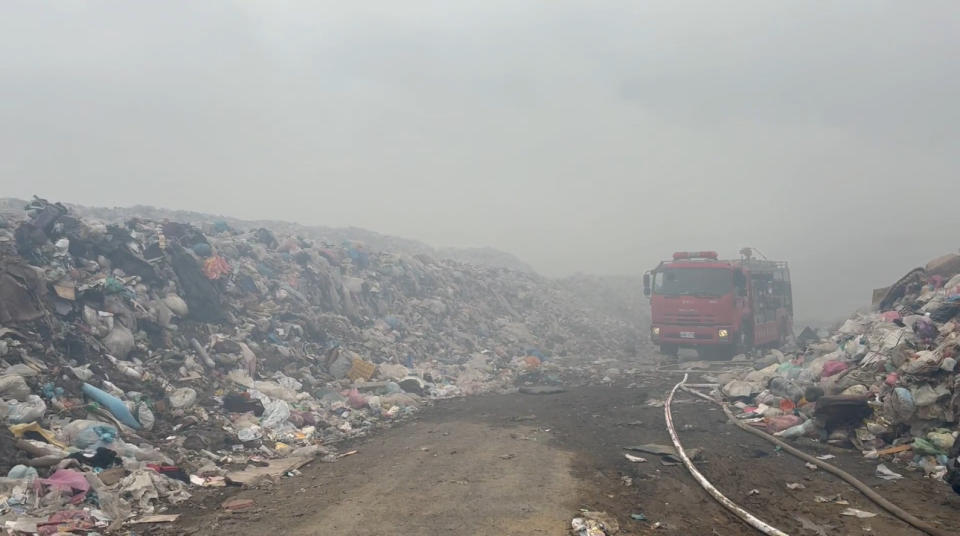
[875,463,904,481]
[221,499,256,511]
[813,494,849,505]
[794,514,833,536]
[624,443,703,465]
[571,510,620,535]
[840,508,877,518]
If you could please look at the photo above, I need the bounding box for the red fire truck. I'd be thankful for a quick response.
[643,249,793,357]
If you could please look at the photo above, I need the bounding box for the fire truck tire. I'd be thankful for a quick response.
[659,344,679,356]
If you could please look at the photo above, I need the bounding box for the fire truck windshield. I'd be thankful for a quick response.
[653,267,733,297]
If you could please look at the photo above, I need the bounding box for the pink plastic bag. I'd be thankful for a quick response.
[821,361,848,378]
[881,310,901,322]
[766,414,803,433]
[36,469,90,504]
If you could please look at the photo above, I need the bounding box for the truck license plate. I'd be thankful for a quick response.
[680,331,695,339]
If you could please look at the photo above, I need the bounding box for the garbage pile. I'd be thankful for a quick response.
[6,198,536,273]
[718,253,960,490]
[0,197,638,532]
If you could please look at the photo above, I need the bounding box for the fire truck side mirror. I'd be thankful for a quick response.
[642,273,651,296]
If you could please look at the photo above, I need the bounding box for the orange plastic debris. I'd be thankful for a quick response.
[203,256,230,280]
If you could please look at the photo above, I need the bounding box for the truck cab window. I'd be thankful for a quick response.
[653,268,733,297]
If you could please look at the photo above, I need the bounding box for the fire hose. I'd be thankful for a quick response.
[665,374,789,535]
[676,382,952,536]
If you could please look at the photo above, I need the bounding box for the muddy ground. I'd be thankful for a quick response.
[148,364,960,535]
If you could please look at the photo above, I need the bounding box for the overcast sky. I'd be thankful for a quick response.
[2,1,958,323]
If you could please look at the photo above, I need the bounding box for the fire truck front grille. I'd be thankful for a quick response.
[662,313,718,325]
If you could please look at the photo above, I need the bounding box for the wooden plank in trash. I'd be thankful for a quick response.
[876,444,913,456]
[129,514,180,524]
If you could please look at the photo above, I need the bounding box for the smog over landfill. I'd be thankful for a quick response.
[1,2,960,535]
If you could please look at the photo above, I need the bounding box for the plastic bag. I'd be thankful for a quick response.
[821,361,849,378]
[885,387,916,423]
[168,387,197,409]
[766,414,804,433]
[61,419,118,450]
[38,469,90,503]
[237,425,262,442]
[6,395,46,423]
[68,365,94,382]
[768,377,804,402]
[7,465,38,481]
[102,325,135,359]
[927,430,955,451]
[0,375,31,402]
[775,419,816,439]
[136,404,155,430]
[913,317,938,342]
[913,437,945,456]
[260,399,291,430]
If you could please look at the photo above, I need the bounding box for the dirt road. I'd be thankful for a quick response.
[159,365,960,535]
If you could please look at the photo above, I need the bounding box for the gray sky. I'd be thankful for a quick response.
[2,1,959,323]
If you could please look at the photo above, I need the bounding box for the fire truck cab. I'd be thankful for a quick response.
[643,250,793,358]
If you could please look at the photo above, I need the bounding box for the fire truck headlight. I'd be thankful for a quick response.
[652,327,660,336]
[718,329,729,338]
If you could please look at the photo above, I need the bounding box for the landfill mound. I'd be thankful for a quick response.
[0,197,639,532]
[716,253,960,493]
[0,197,534,273]
[435,246,534,274]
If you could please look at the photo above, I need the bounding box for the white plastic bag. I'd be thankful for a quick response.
[6,395,46,424]
[168,388,197,409]
[260,399,291,431]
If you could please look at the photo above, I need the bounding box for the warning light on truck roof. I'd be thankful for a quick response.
[672,251,718,260]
